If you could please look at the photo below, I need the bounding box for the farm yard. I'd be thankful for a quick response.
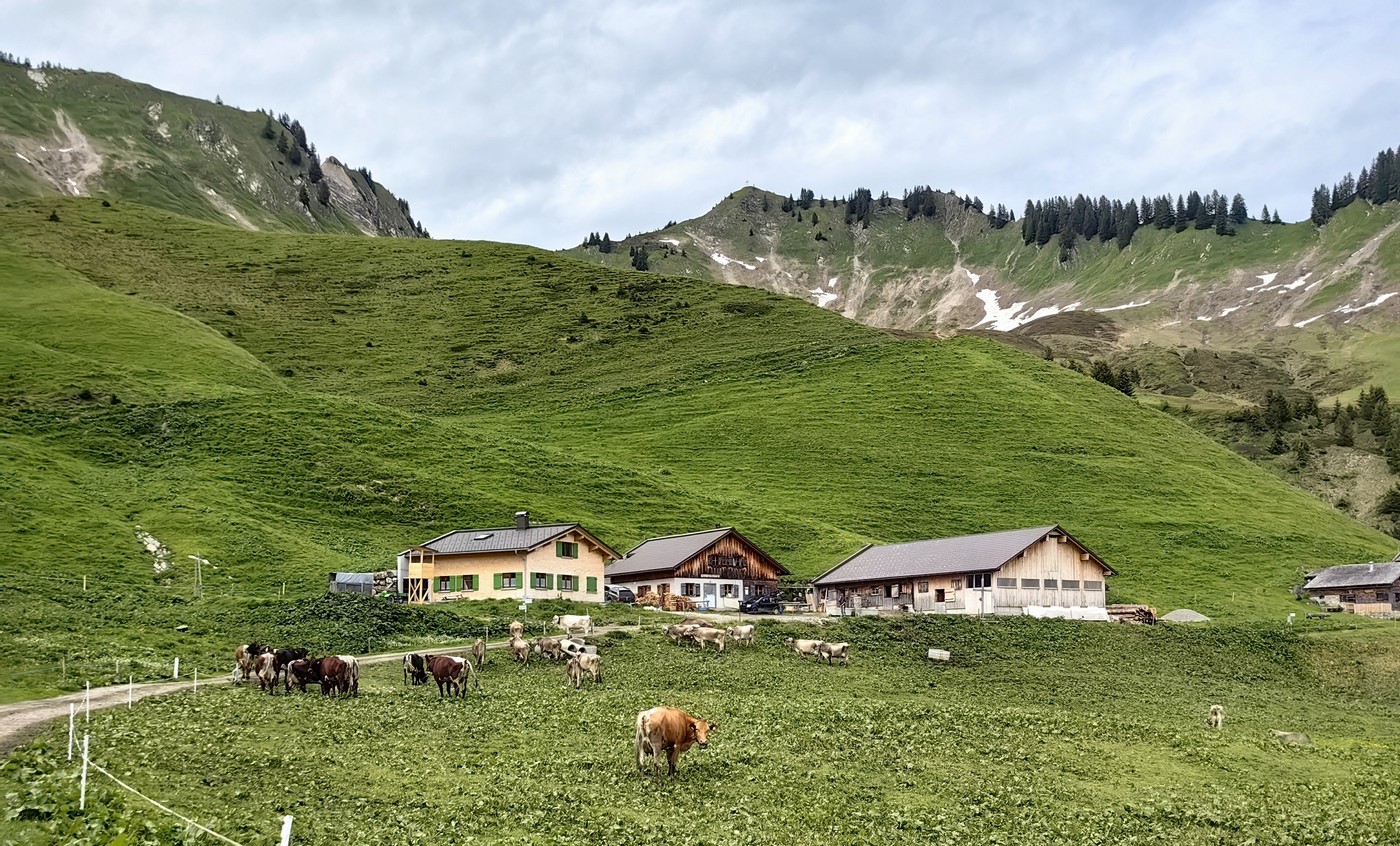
[4,616,1400,845]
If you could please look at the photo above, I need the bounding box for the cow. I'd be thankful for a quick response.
[574,652,602,685]
[272,647,308,687]
[317,656,347,696]
[337,655,360,696]
[235,643,268,683]
[784,638,825,658]
[635,706,717,776]
[534,636,566,660]
[1207,704,1225,730]
[427,655,481,698]
[565,657,585,688]
[508,636,531,663]
[255,651,278,694]
[1270,729,1312,746]
[689,627,728,652]
[509,619,524,639]
[552,614,594,636]
[403,653,428,686]
[665,624,700,645]
[469,638,487,670]
[726,625,756,646]
[816,642,850,665]
[284,658,322,694]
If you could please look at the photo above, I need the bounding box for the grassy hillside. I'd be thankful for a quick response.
[1,197,1396,698]
[4,619,1399,845]
[0,62,423,237]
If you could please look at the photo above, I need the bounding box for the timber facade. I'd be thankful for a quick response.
[605,527,788,610]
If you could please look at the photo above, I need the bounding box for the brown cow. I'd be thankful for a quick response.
[427,655,481,698]
[317,656,350,697]
[665,624,700,645]
[635,706,716,776]
[508,636,531,663]
[235,643,268,683]
[255,651,278,694]
[509,620,525,639]
[726,624,756,646]
[284,658,322,693]
[470,638,487,670]
[534,636,566,660]
[565,653,602,688]
[689,627,727,652]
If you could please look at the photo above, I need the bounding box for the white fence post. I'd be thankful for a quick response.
[128,675,133,708]
[193,668,198,693]
[79,733,89,810]
[280,814,294,845]
[84,682,90,722]
[173,657,179,679]
[67,704,75,761]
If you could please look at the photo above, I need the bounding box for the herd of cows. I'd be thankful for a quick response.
[231,613,853,774]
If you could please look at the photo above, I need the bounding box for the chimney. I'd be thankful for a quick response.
[514,511,530,531]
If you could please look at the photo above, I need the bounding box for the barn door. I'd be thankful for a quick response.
[702,581,717,610]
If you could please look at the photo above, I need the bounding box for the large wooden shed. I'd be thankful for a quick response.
[605,527,788,610]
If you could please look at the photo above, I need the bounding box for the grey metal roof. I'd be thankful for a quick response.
[814,525,1105,585]
[606,528,735,578]
[418,524,578,555]
[1304,562,1400,591]
[329,572,374,585]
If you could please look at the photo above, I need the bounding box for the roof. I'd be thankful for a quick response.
[606,527,790,579]
[813,525,1112,586]
[413,523,621,559]
[329,572,374,585]
[1303,562,1400,591]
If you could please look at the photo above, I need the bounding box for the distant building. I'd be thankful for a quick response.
[397,511,620,604]
[1302,562,1400,616]
[605,527,788,610]
[813,525,1114,618]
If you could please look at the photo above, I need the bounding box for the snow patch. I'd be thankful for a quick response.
[828,275,839,289]
[1094,300,1151,313]
[15,153,30,164]
[658,238,680,246]
[753,257,765,263]
[1195,316,1212,322]
[1282,273,1312,291]
[1247,272,1279,291]
[1293,315,1325,328]
[964,269,981,285]
[810,288,839,307]
[710,252,756,271]
[1335,292,1398,314]
[1163,320,1181,326]
[1219,306,1242,317]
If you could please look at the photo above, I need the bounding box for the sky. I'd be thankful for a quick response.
[7,1,1400,248]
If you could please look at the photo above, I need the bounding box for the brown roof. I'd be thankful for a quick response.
[813,525,1112,586]
[415,523,621,559]
[606,527,789,579]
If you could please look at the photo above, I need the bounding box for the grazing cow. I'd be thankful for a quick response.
[235,643,268,683]
[665,624,700,645]
[689,627,728,652]
[575,652,602,684]
[726,625,756,646]
[317,656,358,697]
[1270,729,1312,746]
[635,706,717,776]
[816,642,850,665]
[470,638,487,670]
[427,655,481,698]
[255,651,278,694]
[565,657,585,689]
[509,619,525,639]
[337,655,360,696]
[403,653,428,686]
[534,636,566,660]
[552,614,594,636]
[1207,704,1225,730]
[284,658,322,694]
[273,648,308,687]
[508,636,531,663]
[784,638,825,658]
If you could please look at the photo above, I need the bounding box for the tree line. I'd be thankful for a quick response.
[1313,144,1400,227]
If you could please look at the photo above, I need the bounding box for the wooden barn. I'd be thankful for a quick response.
[813,525,1114,618]
[396,511,620,604]
[1302,562,1400,616]
[605,527,788,610]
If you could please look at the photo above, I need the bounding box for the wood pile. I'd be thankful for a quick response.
[1107,604,1157,625]
[663,595,697,612]
[635,593,662,608]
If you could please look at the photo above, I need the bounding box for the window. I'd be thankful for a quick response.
[918,581,929,593]
[935,588,946,602]
[555,541,579,559]
[533,572,551,590]
[1084,580,1103,591]
[638,585,652,596]
[951,579,962,590]
[996,577,1016,589]
[968,573,991,589]
[1061,579,1080,590]
[657,584,670,596]
[682,582,701,597]
[869,585,881,596]
[1021,578,1040,589]
[559,574,575,591]
[721,584,737,598]
[496,572,519,590]
[1043,579,1058,590]
[438,576,451,592]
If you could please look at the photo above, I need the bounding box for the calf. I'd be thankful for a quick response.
[689,627,728,652]
[665,624,700,645]
[470,638,487,670]
[816,641,850,665]
[635,706,716,776]
[1270,729,1312,746]
[726,625,756,646]
[508,636,531,663]
[565,653,603,688]
[284,658,322,694]
[403,653,428,686]
[784,638,825,658]
[534,636,566,660]
[1207,704,1225,730]
[255,651,278,694]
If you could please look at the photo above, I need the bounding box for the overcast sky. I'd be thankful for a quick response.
[8,2,1400,248]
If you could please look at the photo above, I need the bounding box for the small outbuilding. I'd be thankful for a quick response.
[605,527,788,610]
[813,524,1114,618]
[1301,562,1400,616]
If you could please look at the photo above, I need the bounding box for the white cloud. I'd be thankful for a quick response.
[6,1,1400,248]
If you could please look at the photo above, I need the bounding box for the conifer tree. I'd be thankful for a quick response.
[297,184,310,206]
[1310,185,1333,227]
[261,115,277,140]
[1230,194,1248,225]
[1336,411,1354,447]
[1175,196,1189,232]
[315,180,330,205]
[276,131,288,154]
[1386,425,1400,472]
[599,233,613,254]
[1260,203,1270,223]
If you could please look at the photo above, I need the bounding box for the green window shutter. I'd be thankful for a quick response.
[517,571,524,588]
[546,573,555,590]
[467,575,477,591]
[586,576,598,593]
[450,575,460,591]
[555,540,564,558]
[493,572,503,590]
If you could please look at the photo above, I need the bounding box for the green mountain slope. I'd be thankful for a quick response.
[0,62,424,237]
[2,198,1396,698]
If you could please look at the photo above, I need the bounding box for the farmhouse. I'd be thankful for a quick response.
[1301,561,1400,616]
[605,527,789,610]
[813,525,1114,618]
[396,511,621,604]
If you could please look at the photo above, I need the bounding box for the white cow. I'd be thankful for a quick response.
[816,641,850,665]
[726,624,756,645]
[553,614,594,636]
[784,638,825,658]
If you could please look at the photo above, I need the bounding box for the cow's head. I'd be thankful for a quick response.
[692,719,716,747]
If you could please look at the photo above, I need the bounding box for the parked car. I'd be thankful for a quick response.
[604,585,636,604]
[739,594,782,615]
